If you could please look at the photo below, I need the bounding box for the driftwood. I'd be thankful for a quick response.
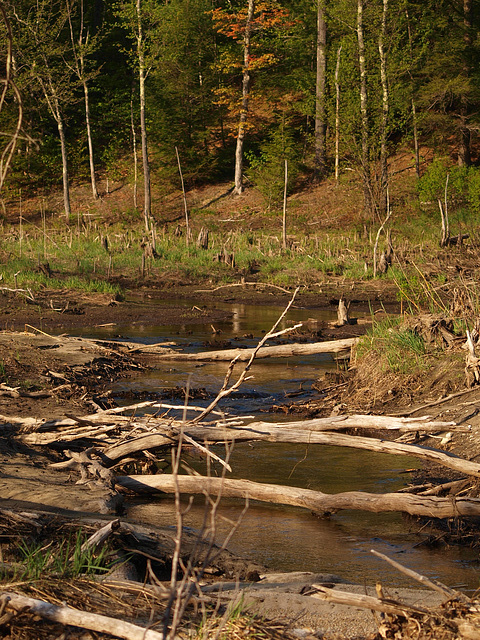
[180,422,480,479]
[370,549,468,602]
[115,474,480,518]
[152,337,359,362]
[3,403,474,478]
[0,591,166,640]
[0,383,52,398]
[310,585,430,617]
[311,551,480,639]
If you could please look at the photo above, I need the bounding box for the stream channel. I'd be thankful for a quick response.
[77,297,479,592]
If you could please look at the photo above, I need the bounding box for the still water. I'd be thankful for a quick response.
[77,297,480,590]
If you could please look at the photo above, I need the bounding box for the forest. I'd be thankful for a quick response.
[1,0,479,227]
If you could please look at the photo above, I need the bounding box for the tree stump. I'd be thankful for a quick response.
[337,298,350,326]
[197,227,209,249]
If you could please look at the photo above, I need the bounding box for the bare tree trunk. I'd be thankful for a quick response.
[57,111,71,223]
[378,0,389,216]
[412,99,420,178]
[136,0,151,230]
[334,45,342,185]
[67,0,98,200]
[234,0,255,195]
[175,146,189,246]
[439,173,450,247]
[83,80,98,199]
[404,8,420,178]
[0,3,22,192]
[314,0,327,180]
[130,94,138,210]
[356,0,371,215]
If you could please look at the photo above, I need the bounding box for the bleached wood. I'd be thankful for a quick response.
[180,421,480,479]
[310,585,429,616]
[153,337,358,362]
[115,474,480,518]
[0,591,166,640]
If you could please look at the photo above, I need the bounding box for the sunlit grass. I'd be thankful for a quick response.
[357,315,429,375]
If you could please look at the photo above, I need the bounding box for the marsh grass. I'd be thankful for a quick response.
[15,529,112,581]
[1,208,478,295]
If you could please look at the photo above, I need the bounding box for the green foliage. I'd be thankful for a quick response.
[418,159,480,219]
[246,122,300,211]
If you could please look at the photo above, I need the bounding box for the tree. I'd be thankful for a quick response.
[414,0,480,167]
[314,0,327,180]
[234,0,255,195]
[0,1,22,192]
[66,0,100,200]
[212,0,295,195]
[10,0,77,221]
[378,0,389,215]
[116,0,162,230]
[356,0,371,214]
[136,0,151,229]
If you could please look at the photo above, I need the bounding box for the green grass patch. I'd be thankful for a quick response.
[357,315,428,375]
[14,529,112,581]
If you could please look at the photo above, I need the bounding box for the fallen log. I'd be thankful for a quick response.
[242,414,459,433]
[151,338,359,362]
[180,423,480,479]
[0,591,166,640]
[310,585,430,617]
[115,474,480,518]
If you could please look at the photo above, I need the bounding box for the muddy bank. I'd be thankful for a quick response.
[0,281,400,334]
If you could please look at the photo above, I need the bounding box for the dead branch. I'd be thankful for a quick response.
[370,550,468,602]
[0,591,167,640]
[310,585,429,617]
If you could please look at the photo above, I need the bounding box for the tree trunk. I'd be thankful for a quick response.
[83,79,98,200]
[131,93,138,210]
[404,8,420,178]
[356,0,371,215]
[314,0,327,180]
[334,45,342,185]
[152,337,358,361]
[67,0,98,201]
[57,115,71,223]
[412,99,420,178]
[137,0,151,230]
[234,0,255,195]
[378,0,389,217]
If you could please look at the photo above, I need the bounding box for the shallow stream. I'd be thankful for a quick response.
[78,297,480,591]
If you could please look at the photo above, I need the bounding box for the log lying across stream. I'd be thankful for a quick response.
[115,474,480,518]
[3,398,480,519]
[149,337,359,361]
